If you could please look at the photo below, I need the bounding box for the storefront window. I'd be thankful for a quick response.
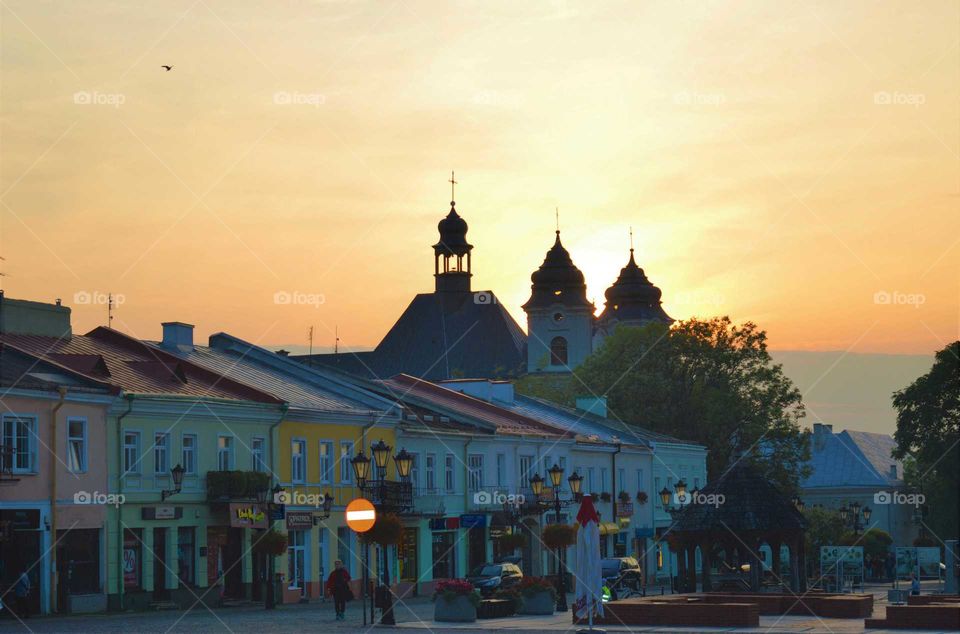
[431,531,456,579]
[337,527,353,575]
[288,530,306,593]
[399,527,418,582]
[178,527,195,585]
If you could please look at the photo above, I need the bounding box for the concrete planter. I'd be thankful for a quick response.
[434,594,477,622]
[518,591,555,615]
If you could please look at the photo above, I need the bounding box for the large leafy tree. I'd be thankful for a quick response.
[570,317,810,492]
[892,341,959,542]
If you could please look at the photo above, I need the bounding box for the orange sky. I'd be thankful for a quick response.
[1,0,957,361]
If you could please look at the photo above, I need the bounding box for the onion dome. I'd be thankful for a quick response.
[433,202,472,255]
[522,231,593,310]
[598,249,673,324]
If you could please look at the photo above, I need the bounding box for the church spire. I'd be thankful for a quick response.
[433,172,473,293]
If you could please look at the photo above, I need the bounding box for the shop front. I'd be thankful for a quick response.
[0,508,46,616]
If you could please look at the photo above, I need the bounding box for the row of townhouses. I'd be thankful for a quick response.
[0,294,707,615]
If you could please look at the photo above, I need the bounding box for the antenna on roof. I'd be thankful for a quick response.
[334,325,339,355]
[307,325,314,368]
[108,293,114,328]
[629,226,634,252]
[555,207,560,232]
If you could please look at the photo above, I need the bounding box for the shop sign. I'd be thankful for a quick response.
[460,514,486,529]
[141,506,183,520]
[286,511,314,530]
[429,517,461,531]
[0,509,40,530]
[123,534,139,588]
[617,503,634,517]
[229,503,268,529]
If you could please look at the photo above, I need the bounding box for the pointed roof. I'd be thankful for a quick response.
[522,231,593,310]
[801,427,904,489]
[597,248,672,325]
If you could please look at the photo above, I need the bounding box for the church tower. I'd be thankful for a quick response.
[594,245,673,347]
[522,230,595,373]
[433,199,472,293]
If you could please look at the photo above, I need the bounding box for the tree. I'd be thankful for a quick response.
[572,317,810,491]
[803,507,846,575]
[840,528,893,562]
[892,341,960,542]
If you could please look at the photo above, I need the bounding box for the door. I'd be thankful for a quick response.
[152,528,168,600]
[223,528,244,598]
[468,527,486,571]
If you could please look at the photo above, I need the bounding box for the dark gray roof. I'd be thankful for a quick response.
[801,428,903,489]
[673,462,806,534]
[146,334,397,415]
[297,291,526,381]
[0,343,114,394]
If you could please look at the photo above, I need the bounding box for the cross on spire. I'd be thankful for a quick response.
[449,171,458,203]
[629,226,634,252]
[555,207,560,233]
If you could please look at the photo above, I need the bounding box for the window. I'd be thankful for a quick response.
[496,453,506,488]
[617,468,625,493]
[425,454,437,492]
[181,434,197,475]
[636,469,644,491]
[337,527,353,575]
[559,456,567,472]
[288,529,306,591]
[252,437,266,472]
[2,415,36,473]
[67,418,87,473]
[154,432,169,474]
[291,439,306,483]
[340,441,354,483]
[467,454,483,492]
[408,453,420,489]
[549,336,568,366]
[694,477,700,489]
[600,467,609,492]
[654,477,661,504]
[519,455,534,485]
[217,436,234,471]
[319,441,334,483]
[123,431,141,474]
[586,467,596,493]
[444,454,455,492]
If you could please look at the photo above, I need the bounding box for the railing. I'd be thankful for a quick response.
[0,445,18,483]
[206,470,272,502]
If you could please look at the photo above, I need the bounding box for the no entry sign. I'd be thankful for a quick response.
[345,498,376,532]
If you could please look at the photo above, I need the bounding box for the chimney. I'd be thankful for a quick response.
[575,396,607,419]
[813,423,833,435]
[161,322,194,351]
[275,349,290,357]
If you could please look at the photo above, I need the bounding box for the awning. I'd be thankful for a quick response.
[599,522,620,535]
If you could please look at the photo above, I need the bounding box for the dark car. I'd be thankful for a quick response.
[467,562,523,595]
[601,557,643,597]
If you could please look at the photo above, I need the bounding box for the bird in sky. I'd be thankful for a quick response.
[161,65,173,71]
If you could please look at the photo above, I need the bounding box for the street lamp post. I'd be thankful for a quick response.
[659,480,689,593]
[839,502,871,536]
[256,483,285,610]
[530,464,583,612]
[160,464,185,501]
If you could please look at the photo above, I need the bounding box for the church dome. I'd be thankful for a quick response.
[433,202,472,254]
[522,231,593,310]
[598,249,673,325]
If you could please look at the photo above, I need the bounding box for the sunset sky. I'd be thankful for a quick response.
[1,1,957,431]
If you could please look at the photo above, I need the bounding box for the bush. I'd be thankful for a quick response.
[839,528,893,561]
[361,513,403,545]
[913,535,936,547]
[516,577,557,600]
[433,580,481,606]
[542,524,577,550]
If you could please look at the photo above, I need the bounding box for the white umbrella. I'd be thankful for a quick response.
[574,495,604,630]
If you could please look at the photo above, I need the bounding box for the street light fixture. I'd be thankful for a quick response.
[256,483,285,610]
[351,450,371,490]
[371,439,391,477]
[530,472,544,497]
[567,471,583,498]
[530,466,575,613]
[548,463,564,488]
[161,464,185,501]
[394,448,413,480]
[659,487,672,508]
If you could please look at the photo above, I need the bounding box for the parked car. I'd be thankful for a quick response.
[467,562,523,595]
[601,557,643,598]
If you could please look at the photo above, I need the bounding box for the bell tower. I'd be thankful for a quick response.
[433,172,473,294]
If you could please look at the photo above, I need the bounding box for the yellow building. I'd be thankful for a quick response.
[161,332,402,604]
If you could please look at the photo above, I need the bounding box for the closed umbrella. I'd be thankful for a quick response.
[574,495,604,632]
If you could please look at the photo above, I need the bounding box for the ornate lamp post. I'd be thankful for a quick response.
[658,481,690,592]
[839,502,871,536]
[530,465,582,612]
[160,464,185,501]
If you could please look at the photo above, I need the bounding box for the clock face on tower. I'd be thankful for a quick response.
[553,312,565,323]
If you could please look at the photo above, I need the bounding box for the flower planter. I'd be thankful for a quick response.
[434,594,477,622]
[517,591,555,615]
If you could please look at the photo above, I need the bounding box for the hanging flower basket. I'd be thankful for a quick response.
[542,523,577,550]
[618,491,631,503]
[636,491,648,505]
[253,529,287,556]
[360,513,403,545]
[599,492,612,503]
[496,532,528,551]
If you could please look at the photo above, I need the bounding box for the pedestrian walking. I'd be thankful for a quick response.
[910,572,921,596]
[14,568,31,619]
[325,560,353,620]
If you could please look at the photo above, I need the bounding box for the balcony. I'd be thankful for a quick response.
[206,470,271,503]
[360,479,413,513]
